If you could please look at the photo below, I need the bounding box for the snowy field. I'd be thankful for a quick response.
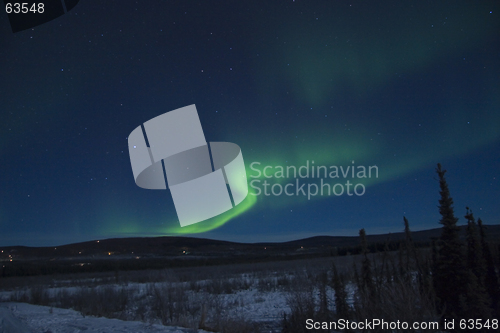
[0,302,213,333]
[0,257,356,332]
[0,278,295,332]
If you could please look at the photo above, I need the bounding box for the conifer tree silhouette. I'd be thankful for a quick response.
[433,163,467,319]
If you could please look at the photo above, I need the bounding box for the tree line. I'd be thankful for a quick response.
[283,163,499,332]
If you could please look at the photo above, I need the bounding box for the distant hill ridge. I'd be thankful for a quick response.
[2,225,499,260]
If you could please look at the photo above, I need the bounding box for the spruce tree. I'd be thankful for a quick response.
[478,218,500,313]
[354,228,377,316]
[359,228,374,294]
[461,270,492,320]
[382,237,393,285]
[433,163,467,319]
[403,217,427,294]
[332,263,350,320]
[465,208,485,282]
[317,270,330,322]
[401,217,421,277]
[404,216,413,244]
[464,207,492,318]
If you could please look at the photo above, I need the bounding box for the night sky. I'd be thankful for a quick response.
[1,1,499,247]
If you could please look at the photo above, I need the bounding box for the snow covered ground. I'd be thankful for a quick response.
[0,281,294,332]
[0,258,347,332]
[0,274,299,332]
[0,302,212,333]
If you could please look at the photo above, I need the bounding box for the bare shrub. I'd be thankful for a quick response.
[150,282,201,328]
[214,315,260,333]
[257,275,277,292]
[282,271,318,333]
[353,274,438,330]
[9,289,29,303]
[67,285,129,319]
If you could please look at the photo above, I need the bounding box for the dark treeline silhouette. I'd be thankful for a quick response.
[433,164,499,322]
[282,163,500,332]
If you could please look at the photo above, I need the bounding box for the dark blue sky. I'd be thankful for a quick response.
[1,1,499,246]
